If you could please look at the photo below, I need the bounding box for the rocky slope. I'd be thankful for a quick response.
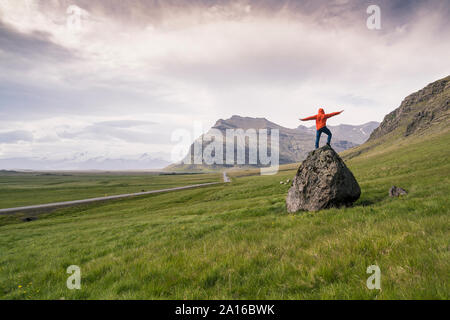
[343,75,450,159]
[369,75,450,141]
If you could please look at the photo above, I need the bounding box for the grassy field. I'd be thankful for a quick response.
[0,130,448,299]
[0,172,220,209]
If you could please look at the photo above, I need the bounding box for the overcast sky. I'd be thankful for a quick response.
[0,0,449,163]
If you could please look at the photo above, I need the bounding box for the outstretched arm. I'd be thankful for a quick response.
[300,115,317,121]
[325,110,344,119]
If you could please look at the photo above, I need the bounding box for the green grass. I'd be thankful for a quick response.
[0,131,449,299]
[0,172,220,209]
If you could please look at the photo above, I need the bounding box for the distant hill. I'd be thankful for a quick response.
[296,121,380,145]
[0,153,170,171]
[344,75,450,159]
[168,115,379,171]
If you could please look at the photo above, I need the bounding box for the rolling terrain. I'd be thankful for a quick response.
[0,129,447,299]
[0,172,220,209]
[0,77,448,300]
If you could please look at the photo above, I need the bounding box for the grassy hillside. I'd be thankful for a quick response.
[0,127,448,299]
[343,75,449,159]
[0,172,220,209]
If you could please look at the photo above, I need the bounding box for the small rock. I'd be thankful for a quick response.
[389,186,407,197]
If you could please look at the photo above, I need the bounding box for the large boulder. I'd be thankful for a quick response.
[286,145,361,212]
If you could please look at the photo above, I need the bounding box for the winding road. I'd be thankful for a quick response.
[0,172,231,215]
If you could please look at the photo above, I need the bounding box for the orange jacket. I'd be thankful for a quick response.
[301,108,342,130]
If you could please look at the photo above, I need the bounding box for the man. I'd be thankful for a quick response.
[300,108,344,149]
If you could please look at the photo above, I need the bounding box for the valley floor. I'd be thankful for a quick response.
[0,172,220,209]
[0,131,448,299]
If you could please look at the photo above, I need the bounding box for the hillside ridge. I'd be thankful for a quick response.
[369,75,450,141]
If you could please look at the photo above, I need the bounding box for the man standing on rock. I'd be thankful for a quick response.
[300,108,344,149]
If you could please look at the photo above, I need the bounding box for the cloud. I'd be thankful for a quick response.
[0,0,449,167]
[0,21,75,67]
[0,130,33,143]
[94,120,157,128]
[57,123,160,144]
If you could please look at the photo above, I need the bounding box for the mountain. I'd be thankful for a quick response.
[169,115,379,170]
[344,75,450,158]
[325,122,380,145]
[0,153,170,171]
[371,76,449,140]
[296,121,380,145]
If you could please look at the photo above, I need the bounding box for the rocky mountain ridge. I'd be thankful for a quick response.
[369,75,450,141]
[173,115,379,169]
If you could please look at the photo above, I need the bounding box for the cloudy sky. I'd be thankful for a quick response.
[0,0,449,166]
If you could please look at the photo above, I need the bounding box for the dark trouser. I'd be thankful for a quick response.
[315,126,332,149]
